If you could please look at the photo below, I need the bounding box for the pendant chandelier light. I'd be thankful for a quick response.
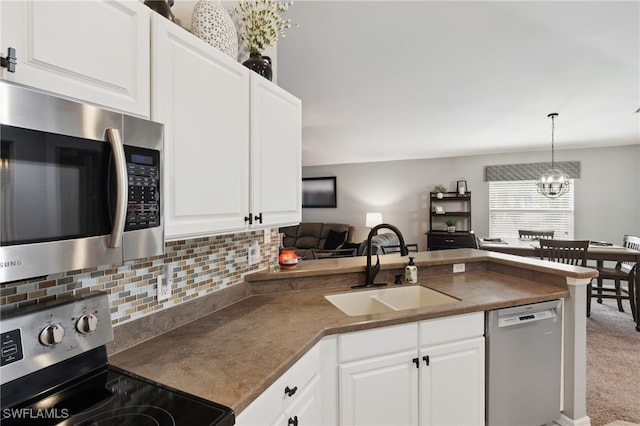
[537,112,570,198]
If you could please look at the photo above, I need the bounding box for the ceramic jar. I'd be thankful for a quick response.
[144,0,175,22]
[242,52,273,81]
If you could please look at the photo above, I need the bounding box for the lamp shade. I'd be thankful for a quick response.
[365,212,383,228]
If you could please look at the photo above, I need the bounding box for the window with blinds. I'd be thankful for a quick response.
[489,180,574,239]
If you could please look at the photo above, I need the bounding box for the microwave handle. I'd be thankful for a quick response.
[106,128,127,248]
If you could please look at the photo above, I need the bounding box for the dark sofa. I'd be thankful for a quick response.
[280,223,355,259]
[279,223,401,259]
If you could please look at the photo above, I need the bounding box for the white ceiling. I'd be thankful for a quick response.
[276,1,640,167]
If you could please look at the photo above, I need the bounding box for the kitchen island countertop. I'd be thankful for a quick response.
[108,250,587,414]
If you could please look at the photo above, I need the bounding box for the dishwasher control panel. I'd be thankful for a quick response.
[498,308,557,327]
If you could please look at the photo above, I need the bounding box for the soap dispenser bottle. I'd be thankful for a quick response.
[405,257,417,284]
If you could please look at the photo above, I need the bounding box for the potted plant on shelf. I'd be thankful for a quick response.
[434,184,447,199]
[233,0,296,81]
[446,219,457,233]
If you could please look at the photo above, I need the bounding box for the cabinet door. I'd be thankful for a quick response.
[0,0,150,117]
[419,337,485,426]
[152,14,251,239]
[339,350,419,426]
[250,73,301,228]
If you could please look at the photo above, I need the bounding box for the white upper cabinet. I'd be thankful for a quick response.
[0,0,150,117]
[153,15,301,240]
[249,73,302,228]
[151,14,251,240]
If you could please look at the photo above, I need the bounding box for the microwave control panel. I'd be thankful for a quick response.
[125,148,160,231]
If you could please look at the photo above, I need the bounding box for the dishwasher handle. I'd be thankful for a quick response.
[498,308,557,328]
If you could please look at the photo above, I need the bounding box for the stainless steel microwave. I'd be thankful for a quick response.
[0,83,164,283]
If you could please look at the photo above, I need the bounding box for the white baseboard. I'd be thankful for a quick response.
[554,413,591,426]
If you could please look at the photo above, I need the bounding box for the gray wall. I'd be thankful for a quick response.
[302,145,640,247]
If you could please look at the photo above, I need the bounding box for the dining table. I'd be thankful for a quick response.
[478,237,640,331]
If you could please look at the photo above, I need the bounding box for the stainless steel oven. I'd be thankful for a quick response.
[0,291,234,425]
[0,82,164,283]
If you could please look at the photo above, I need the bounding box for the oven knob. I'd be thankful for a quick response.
[76,314,98,334]
[39,324,65,346]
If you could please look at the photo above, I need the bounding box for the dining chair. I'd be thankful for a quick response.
[381,244,419,254]
[588,235,639,320]
[311,248,358,259]
[519,229,554,240]
[538,239,591,317]
[538,239,590,266]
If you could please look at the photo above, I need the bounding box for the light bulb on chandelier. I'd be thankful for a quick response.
[537,112,570,198]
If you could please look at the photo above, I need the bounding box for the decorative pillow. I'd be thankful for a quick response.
[324,229,347,250]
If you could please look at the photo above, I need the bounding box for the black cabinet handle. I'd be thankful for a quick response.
[423,355,430,366]
[288,416,298,426]
[284,385,298,397]
[254,212,263,224]
[1,47,17,73]
[412,357,419,368]
[244,214,253,225]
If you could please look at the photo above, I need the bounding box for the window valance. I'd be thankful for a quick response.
[484,161,581,181]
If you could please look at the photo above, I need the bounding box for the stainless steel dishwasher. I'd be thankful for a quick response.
[485,299,563,426]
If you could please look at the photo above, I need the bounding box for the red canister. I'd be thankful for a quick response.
[278,249,299,269]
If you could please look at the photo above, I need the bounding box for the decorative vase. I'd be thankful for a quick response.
[447,226,456,233]
[278,249,298,270]
[436,192,444,199]
[242,52,273,81]
[191,0,238,60]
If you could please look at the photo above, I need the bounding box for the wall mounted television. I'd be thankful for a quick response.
[302,177,337,208]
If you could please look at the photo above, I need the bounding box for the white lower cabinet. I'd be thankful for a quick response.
[237,313,484,426]
[236,336,337,426]
[271,375,322,426]
[340,349,419,425]
[338,313,485,426]
[418,313,485,426]
[339,323,419,425]
[419,338,485,425]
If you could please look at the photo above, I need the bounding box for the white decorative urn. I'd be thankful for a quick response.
[191,0,238,60]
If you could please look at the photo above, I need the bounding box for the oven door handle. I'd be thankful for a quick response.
[106,128,127,248]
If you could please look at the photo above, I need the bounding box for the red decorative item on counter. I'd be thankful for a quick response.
[278,249,299,270]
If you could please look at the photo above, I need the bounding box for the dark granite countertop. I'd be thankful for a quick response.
[109,261,573,413]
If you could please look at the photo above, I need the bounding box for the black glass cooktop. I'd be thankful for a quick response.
[1,366,234,426]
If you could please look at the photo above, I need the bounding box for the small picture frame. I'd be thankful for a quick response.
[457,178,467,195]
[435,205,445,214]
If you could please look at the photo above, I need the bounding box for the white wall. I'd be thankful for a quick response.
[301,145,640,247]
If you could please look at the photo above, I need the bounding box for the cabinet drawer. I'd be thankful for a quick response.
[339,322,417,362]
[419,312,484,346]
[237,344,320,425]
[428,232,476,250]
[281,343,320,400]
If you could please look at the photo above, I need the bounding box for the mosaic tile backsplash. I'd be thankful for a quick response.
[0,229,279,325]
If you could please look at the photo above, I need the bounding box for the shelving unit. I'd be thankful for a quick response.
[427,191,475,250]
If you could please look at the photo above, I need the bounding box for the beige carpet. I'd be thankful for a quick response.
[586,297,640,426]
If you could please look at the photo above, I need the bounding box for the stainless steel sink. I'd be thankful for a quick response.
[324,285,459,316]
